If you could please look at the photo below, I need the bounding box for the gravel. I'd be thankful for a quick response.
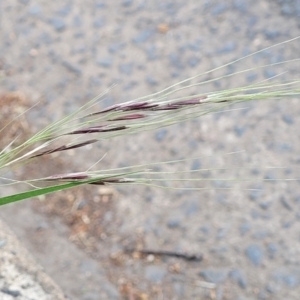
[1,0,300,299]
[245,244,264,266]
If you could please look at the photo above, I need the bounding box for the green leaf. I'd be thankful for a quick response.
[0,181,88,206]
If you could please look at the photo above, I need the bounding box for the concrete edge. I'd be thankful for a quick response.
[0,218,67,300]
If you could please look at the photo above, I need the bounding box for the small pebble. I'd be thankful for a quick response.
[28,4,42,16]
[230,269,248,289]
[282,115,294,125]
[122,0,133,7]
[1,288,21,297]
[97,57,113,68]
[146,75,158,86]
[181,199,199,217]
[190,159,201,171]
[211,3,228,15]
[187,56,200,68]
[93,19,105,28]
[267,243,278,258]
[169,53,184,69]
[132,29,155,44]
[280,196,293,211]
[264,29,280,40]
[145,265,167,283]
[119,62,134,75]
[155,129,168,142]
[263,69,276,79]
[245,244,264,266]
[167,217,181,228]
[240,222,251,235]
[217,41,236,54]
[50,18,66,32]
[199,269,228,284]
[145,44,158,60]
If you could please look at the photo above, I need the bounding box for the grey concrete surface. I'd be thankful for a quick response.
[1,0,300,299]
[0,218,66,300]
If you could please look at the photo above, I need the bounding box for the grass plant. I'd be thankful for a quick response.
[0,37,299,206]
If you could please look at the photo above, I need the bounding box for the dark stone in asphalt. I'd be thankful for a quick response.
[240,222,251,236]
[119,62,134,75]
[199,225,210,235]
[252,230,269,240]
[58,5,72,17]
[246,72,258,82]
[264,29,280,39]
[97,57,113,68]
[167,217,181,228]
[172,282,185,296]
[282,220,293,228]
[281,3,294,16]
[199,269,228,284]
[187,56,200,68]
[93,18,105,28]
[73,16,82,27]
[155,129,168,142]
[295,194,300,204]
[188,40,201,52]
[245,244,264,266]
[211,4,228,15]
[1,288,21,297]
[72,45,86,54]
[265,281,278,294]
[89,76,102,87]
[28,4,42,16]
[259,201,272,210]
[233,0,248,12]
[249,188,263,201]
[267,243,278,258]
[108,43,125,53]
[234,126,246,137]
[280,196,293,211]
[124,80,138,90]
[38,32,53,45]
[122,0,133,7]
[190,159,201,171]
[282,275,299,287]
[145,45,159,60]
[160,2,178,15]
[96,1,106,9]
[273,270,300,288]
[83,292,101,300]
[277,143,293,152]
[217,41,236,54]
[258,289,268,299]
[50,18,66,32]
[169,53,184,69]
[102,282,120,299]
[282,114,294,125]
[230,269,248,289]
[80,259,98,274]
[146,75,158,86]
[217,227,228,239]
[62,61,82,75]
[263,69,276,79]
[181,199,199,217]
[264,172,276,180]
[145,266,167,283]
[132,29,155,44]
